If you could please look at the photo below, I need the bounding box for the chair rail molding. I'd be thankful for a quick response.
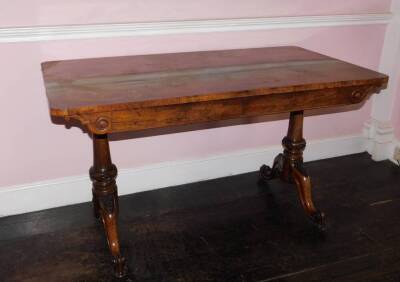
[366,1,400,162]
[0,13,392,43]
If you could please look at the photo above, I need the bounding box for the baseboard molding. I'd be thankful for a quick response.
[0,134,366,217]
[388,139,400,165]
[0,13,391,43]
[364,119,396,161]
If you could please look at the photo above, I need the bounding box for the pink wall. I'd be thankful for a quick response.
[0,1,390,188]
[0,0,391,27]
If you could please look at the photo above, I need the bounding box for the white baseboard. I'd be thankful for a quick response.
[363,119,396,161]
[0,13,392,43]
[0,134,366,217]
[388,139,400,165]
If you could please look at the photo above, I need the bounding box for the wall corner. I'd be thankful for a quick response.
[363,119,395,161]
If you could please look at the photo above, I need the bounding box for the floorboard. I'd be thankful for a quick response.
[0,153,399,281]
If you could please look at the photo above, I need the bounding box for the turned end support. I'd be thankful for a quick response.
[259,111,326,231]
[90,134,127,278]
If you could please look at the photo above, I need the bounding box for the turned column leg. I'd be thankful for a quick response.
[259,111,326,231]
[92,191,100,220]
[89,134,127,278]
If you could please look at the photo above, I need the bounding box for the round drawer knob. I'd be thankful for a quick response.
[351,90,364,103]
[95,117,110,131]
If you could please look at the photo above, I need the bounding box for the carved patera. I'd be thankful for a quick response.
[95,116,111,131]
[350,85,381,104]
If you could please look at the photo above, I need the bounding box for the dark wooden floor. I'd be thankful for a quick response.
[1,153,400,282]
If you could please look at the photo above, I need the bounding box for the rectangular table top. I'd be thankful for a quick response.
[42,46,388,117]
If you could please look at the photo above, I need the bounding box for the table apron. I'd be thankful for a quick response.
[71,85,380,134]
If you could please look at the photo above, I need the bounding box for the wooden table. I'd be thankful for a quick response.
[41,46,388,278]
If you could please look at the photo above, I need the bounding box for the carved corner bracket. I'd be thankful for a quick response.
[66,113,113,134]
[350,85,384,104]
